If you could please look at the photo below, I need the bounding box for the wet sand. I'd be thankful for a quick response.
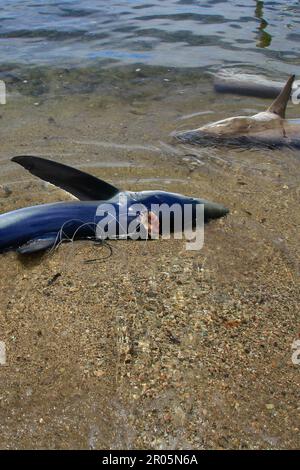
[0,70,299,449]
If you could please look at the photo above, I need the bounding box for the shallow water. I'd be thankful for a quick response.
[0,0,300,452]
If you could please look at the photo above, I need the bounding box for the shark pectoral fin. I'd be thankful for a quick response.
[267,75,295,118]
[17,234,58,254]
[11,156,120,201]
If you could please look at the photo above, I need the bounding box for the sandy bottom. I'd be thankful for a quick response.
[0,72,299,449]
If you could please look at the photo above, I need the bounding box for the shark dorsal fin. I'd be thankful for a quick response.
[11,156,120,201]
[267,74,295,118]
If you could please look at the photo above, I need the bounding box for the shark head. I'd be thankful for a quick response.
[131,190,229,230]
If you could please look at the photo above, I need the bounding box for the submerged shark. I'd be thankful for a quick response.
[0,156,229,254]
[175,75,300,148]
[213,71,292,99]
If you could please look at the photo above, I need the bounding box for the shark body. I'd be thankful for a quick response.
[175,75,300,148]
[0,156,228,254]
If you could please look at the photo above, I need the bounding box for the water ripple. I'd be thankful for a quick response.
[0,0,299,74]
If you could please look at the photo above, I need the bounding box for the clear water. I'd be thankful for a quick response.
[0,0,300,74]
[1,1,300,451]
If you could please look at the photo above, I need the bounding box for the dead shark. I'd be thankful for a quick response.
[0,156,229,254]
[175,75,300,148]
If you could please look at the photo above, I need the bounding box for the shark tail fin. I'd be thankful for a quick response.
[267,74,295,118]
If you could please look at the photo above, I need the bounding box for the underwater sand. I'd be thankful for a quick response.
[0,69,299,449]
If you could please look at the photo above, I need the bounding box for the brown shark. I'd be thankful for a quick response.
[175,75,300,148]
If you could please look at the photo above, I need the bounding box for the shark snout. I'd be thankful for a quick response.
[172,129,200,144]
[201,200,229,221]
